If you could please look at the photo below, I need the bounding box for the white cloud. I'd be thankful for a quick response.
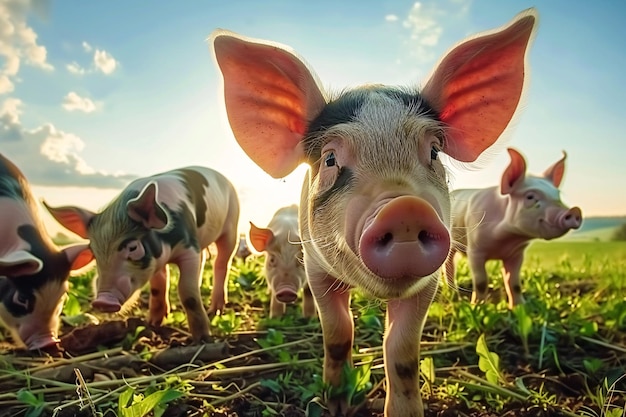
[66,61,85,75]
[94,49,118,75]
[0,0,53,95]
[385,14,399,22]
[0,98,136,188]
[402,0,471,62]
[82,41,92,52]
[62,91,96,113]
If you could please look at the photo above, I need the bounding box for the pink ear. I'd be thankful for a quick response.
[127,182,169,230]
[212,31,327,178]
[422,9,538,162]
[63,244,94,270]
[0,250,43,278]
[249,222,274,252]
[500,148,527,194]
[43,201,94,239]
[542,151,567,188]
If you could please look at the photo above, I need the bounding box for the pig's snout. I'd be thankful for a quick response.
[92,291,123,312]
[275,286,298,304]
[560,206,582,230]
[20,329,59,351]
[359,196,450,279]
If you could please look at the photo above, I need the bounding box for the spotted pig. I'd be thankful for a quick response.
[0,154,91,350]
[212,8,538,417]
[45,166,240,342]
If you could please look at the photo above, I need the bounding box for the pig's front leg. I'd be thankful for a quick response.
[302,284,316,318]
[208,232,237,315]
[385,279,437,417]
[269,292,286,318]
[177,250,210,342]
[309,269,353,416]
[148,266,170,326]
[468,251,490,304]
[502,253,525,308]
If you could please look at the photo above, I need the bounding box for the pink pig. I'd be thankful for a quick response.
[44,166,240,342]
[445,148,582,308]
[0,154,92,350]
[249,205,315,318]
[211,8,537,417]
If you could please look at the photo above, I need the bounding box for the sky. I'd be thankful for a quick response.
[1,0,625,240]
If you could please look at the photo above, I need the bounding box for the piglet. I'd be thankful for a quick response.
[0,154,92,350]
[44,166,240,342]
[235,233,252,261]
[211,8,537,417]
[249,205,315,318]
[445,148,582,308]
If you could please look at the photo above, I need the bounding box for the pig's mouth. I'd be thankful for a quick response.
[23,333,60,350]
[92,289,126,312]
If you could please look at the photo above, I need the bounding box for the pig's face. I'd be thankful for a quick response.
[0,277,68,349]
[263,232,305,302]
[506,176,581,240]
[303,90,451,299]
[87,199,160,312]
[500,148,582,241]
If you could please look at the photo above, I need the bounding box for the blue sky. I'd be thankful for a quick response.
[1,0,625,236]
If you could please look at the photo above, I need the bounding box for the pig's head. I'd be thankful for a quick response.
[249,221,305,304]
[0,241,91,350]
[44,182,169,313]
[212,9,537,299]
[500,148,582,240]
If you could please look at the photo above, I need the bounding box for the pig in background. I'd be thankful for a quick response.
[0,154,92,350]
[212,8,537,417]
[445,148,582,309]
[248,204,315,319]
[234,233,251,262]
[44,166,240,343]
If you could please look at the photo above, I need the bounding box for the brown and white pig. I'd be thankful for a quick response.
[248,204,315,318]
[0,154,92,350]
[211,8,537,417]
[445,148,582,309]
[44,166,240,342]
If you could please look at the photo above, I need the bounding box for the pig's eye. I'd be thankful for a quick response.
[12,292,29,310]
[268,254,277,266]
[430,145,439,161]
[325,152,337,167]
[128,243,138,252]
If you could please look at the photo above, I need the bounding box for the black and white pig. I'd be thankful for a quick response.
[212,8,537,417]
[0,154,92,350]
[44,166,240,342]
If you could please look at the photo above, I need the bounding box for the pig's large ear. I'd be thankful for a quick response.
[212,30,327,178]
[62,243,94,271]
[542,151,567,188]
[42,201,94,239]
[249,222,274,252]
[0,250,43,278]
[127,182,169,230]
[500,148,527,195]
[422,8,538,162]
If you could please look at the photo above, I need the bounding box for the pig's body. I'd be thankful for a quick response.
[446,148,582,308]
[45,166,240,342]
[249,205,314,318]
[0,154,91,350]
[212,8,537,417]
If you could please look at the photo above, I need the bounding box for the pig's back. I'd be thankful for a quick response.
[137,166,239,247]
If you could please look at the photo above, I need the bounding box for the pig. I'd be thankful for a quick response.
[445,148,582,309]
[0,153,92,350]
[235,233,252,261]
[44,166,240,343]
[211,8,537,417]
[248,204,315,318]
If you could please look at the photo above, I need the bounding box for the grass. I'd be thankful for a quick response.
[0,240,625,417]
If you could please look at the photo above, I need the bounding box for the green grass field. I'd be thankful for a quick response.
[1,237,625,417]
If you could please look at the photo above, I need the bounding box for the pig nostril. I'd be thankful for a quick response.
[418,230,430,244]
[565,214,571,221]
[378,233,393,247]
